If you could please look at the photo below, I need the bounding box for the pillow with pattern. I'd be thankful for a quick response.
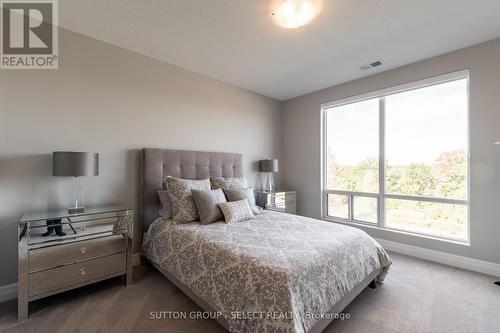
[218,199,254,224]
[164,176,211,222]
[210,176,248,190]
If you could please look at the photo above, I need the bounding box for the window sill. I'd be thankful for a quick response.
[322,216,471,247]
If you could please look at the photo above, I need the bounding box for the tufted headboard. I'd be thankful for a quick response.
[141,148,243,231]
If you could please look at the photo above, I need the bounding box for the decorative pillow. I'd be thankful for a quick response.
[223,187,261,215]
[218,199,254,224]
[192,188,226,224]
[157,190,172,219]
[210,176,248,190]
[164,176,211,222]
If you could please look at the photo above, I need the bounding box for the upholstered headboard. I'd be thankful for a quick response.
[141,148,243,231]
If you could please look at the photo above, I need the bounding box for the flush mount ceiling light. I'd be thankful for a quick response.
[271,0,322,29]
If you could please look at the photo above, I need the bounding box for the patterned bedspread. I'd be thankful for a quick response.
[143,211,391,333]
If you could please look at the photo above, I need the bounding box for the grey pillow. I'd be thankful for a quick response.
[210,177,248,190]
[164,176,211,222]
[219,199,254,224]
[192,188,226,224]
[157,190,172,219]
[223,187,260,215]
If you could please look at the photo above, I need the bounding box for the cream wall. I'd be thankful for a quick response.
[0,29,282,286]
[282,38,500,264]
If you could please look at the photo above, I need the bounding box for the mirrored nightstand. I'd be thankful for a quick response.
[17,206,133,320]
[256,190,297,214]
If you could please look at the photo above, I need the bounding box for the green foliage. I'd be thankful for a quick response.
[435,150,467,198]
[328,149,466,200]
[327,149,467,238]
[327,149,378,193]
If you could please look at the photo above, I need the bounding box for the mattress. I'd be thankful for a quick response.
[142,210,391,333]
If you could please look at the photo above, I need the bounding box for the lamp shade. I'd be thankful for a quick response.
[53,152,99,177]
[260,159,279,172]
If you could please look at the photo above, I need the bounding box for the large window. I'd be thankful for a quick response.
[322,71,469,242]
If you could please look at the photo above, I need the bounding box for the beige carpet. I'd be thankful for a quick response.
[0,252,499,333]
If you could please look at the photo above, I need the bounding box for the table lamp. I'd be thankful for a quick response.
[53,151,99,213]
[260,159,279,192]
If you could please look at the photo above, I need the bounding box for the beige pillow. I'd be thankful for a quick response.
[164,176,211,222]
[192,188,226,224]
[218,199,254,224]
[210,176,248,190]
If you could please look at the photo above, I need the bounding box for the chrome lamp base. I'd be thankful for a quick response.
[69,177,85,214]
[265,172,274,192]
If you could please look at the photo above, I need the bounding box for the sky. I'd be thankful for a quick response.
[326,78,468,165]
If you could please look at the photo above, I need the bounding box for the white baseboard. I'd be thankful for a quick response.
[0,283,17,304]
[376,238,500,278]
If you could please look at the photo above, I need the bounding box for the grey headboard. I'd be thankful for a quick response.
[141,148,243,231]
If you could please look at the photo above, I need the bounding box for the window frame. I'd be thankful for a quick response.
[320,70,470,244]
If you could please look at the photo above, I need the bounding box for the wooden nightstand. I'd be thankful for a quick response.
[17,206,133,320]
[256,190,297,214]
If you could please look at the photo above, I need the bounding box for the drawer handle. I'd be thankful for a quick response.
[80,247,86,254]
[80,226,87,232]
[80,268,86,276]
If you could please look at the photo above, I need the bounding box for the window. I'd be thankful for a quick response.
[322,71,469,242]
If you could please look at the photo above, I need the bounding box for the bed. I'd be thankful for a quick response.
[140,148,391,333]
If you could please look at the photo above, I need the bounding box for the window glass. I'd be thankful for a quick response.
[322,75,469,241]
[327,194,349,219]
[385,79,468,199]
[326,98,379,193]
[353,196,378,223]
[385,199,467,240]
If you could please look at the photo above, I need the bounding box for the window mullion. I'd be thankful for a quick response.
[379,97,386,227]
[321,108,327,218]
[348,194,354,221]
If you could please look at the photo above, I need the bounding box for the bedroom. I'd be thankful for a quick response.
[0,1,499,332]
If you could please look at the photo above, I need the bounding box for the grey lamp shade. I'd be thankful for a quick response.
[260,159,279,172]
[53,152,99,177]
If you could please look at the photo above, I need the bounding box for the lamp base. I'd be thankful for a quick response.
[69,177,85,214]
[68,207,84,214]
[266,172,274,192]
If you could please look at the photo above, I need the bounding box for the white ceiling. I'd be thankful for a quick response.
[60,0,500,101]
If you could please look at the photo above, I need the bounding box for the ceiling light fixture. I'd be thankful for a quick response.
[271,0,322,29]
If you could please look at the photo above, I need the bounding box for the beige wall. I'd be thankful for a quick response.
[282,38,500,264]
[0,29,282,286]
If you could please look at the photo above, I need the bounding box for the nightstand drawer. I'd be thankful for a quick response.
[74,216,127,234]
[28,217,127,246]
[268,192,296,205]
[28,252,126,298]
[29,236,125,273]
[268,203,296,214]
[256,191,297,215]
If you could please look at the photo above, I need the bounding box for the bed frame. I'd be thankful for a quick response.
[141,148,379,333]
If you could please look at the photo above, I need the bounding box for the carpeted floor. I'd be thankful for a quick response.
[0,252,499,333]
